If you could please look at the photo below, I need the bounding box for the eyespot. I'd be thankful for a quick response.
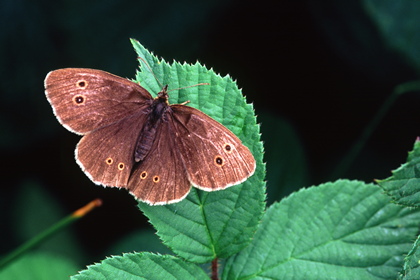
[76,80,88,89]
[105,157,113,165]
[224,143,233,153]
[118,163,125,171]
[214,155,224,167]
[72,95,86,105]
[153,175,160,183]
[140,171,147,179]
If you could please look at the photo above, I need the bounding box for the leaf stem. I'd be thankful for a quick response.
[211,258,219,280]
[331,80,420,179]
[0,199,102,269]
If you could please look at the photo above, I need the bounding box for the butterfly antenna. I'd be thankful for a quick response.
[137,56,164,88]
[167,83,210,93]
[137,56,210,91]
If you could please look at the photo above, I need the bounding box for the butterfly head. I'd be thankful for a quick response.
[156,85,169,104]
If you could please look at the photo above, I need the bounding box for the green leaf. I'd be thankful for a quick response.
[377,139,420,207]
[130,39,266,263]
[71,252,209,280]
[400,234,420,279]
[0,252,78,280]
[222,180,420,280]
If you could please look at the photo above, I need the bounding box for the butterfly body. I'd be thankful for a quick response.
[135,87,171,162]
[45,68,255,205]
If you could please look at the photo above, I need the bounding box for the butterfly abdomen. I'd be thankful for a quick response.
[134,96,171,162]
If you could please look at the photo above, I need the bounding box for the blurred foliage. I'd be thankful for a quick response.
[12,181,84,263]
[0,252,78,280]
[1,0,419,277]
[364,0,420,71]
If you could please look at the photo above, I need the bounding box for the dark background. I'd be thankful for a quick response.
[1,0,419,269]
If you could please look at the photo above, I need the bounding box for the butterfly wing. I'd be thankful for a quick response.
[76,112,149,187]
[45,68,154,187]
[128,119,191,205]
[45,67,254,204]
[171,105,256,191]
[44,68,152,134]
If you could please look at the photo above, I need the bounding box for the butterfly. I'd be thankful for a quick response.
[44,68,256,205]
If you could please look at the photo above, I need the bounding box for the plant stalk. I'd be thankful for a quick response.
[0,199,102,269]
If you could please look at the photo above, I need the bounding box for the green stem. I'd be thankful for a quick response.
[331,80,420,180]
[0,199,102,269]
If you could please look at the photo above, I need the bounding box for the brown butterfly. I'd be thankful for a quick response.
[44,68,256,205]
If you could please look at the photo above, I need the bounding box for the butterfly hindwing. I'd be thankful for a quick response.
[76,112,149,187]
[128,119,191,205]
[170,105,256,191]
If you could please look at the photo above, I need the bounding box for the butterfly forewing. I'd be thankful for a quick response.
[170,105,256,191]
[45,68,152,134]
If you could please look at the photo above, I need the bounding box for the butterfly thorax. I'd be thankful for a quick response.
[134,87,171,162]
